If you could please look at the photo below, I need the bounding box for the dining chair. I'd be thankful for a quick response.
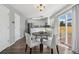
[25,33,41,54]
[43,34,59,54]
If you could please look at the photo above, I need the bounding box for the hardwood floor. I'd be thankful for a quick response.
[0,37,72,54]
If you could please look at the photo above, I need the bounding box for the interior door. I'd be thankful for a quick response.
[0,5,10,52]
[15,13,21,41]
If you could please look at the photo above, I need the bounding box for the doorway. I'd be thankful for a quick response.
[15,13,21,41]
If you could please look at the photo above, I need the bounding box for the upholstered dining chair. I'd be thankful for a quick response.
[25,33,41,54]
[43,34,59,54]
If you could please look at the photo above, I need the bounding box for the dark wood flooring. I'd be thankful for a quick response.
[0,37,72,54]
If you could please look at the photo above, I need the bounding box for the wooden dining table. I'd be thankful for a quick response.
[32,31,50,53]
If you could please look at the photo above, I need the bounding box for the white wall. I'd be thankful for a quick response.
[4,4,26,38]
[4,5,25,45]
[0,5,10,52]
[72,5,79,53]
[8,5,26,41]
[0,4,26,52]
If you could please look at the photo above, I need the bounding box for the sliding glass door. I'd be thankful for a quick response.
[58,10,72,48]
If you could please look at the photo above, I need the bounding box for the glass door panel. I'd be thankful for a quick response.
[67,12,72,48]
[59,15,66,44]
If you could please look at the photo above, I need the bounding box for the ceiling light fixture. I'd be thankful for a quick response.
[37,4,45,12]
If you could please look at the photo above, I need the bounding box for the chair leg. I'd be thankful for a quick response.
[56,45,59,54]
[51,49,53,54]
[25,44,28,52]
[30,48,32,54]
[40,44,43,53]
[47,47,49,49]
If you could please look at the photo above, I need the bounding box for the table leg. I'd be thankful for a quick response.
[40,44,43,53]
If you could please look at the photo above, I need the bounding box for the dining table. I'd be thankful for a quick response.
[32,31,50,53]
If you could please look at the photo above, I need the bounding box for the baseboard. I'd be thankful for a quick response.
[0,44,9,52]
[58,43,69,49]
[72,50,79,54]
[0,36,24,53]
[8,36,24,47]
[8,41,15,47]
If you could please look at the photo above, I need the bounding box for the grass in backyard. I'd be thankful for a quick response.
[59,26,72,33]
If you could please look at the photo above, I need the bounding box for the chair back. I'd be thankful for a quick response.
[25,33,32,46]
[50,34,57,48]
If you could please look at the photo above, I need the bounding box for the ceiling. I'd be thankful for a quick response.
[10,4,68,18]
